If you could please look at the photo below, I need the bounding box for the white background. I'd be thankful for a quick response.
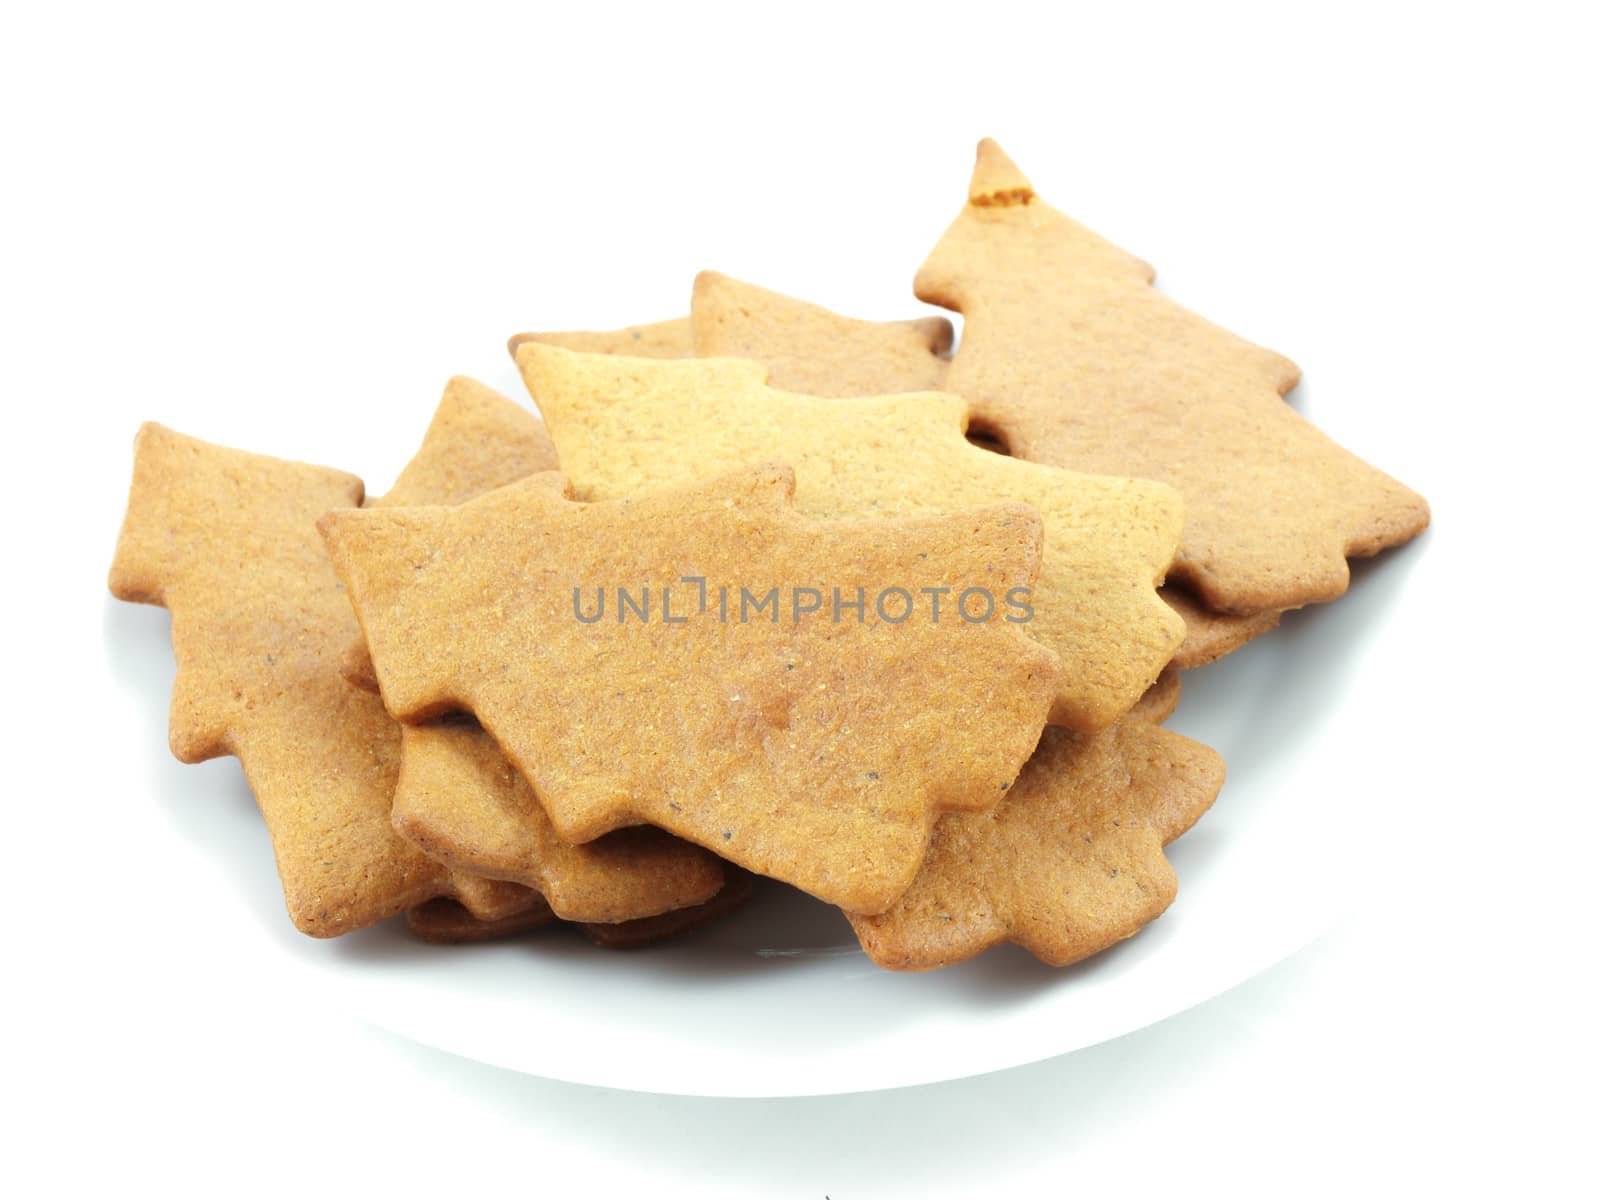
[4,3,1595,1195]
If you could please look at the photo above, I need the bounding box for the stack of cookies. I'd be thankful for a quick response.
[108,141,1427,971]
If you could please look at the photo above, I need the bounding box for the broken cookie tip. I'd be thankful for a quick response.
[970,138,1035,208]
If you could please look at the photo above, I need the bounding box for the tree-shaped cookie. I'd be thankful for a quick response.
[691,271,953,397]
[392,717,726,923]
[108,420,530,935]
[506,294,954,390]
[368,382,727,923]
[848,669,1224,969]
[320,464,1060,914]
[407,895,556,944]
[517,343,1183,730]
[408,869,755,948]
[508,316,694,362]
[1162,586,1282,669]
[685,272,1284,665]
[915,139,1429,615]
[108,379,720,934]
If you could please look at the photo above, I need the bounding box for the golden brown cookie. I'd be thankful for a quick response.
[347,381,726,923]
[517,343,1183,731]
[384,376,560,505]
[449,873,549,922]
[406,869,755,948]
[406,895,558,944]
[108,417,543,935]
[690,271,953,397]
[507,316,693,362]
[847,670,1223,970]
[1163,586,1283,669]
[580,867,756,949]
[686,275,1273,666]
[508,289,955,391]
[1131,666,1182,724]
[916,138,1429,615]
[340,377,560,690]
[320,464,1060,914]
[686,273,1280,666]
[393,717,725,923]
[106,379,713,935]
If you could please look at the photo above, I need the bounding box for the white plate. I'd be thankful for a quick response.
[179,531,1422,1098]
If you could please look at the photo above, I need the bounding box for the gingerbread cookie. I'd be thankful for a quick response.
[682,274,1279,666]
[352,381,727,923]
[1130,665,1183,724]
[847,669,1223,970]
[320,464,1059,914]
[408,869,755,948]
[517,343,1183,730]
[508,316,693,362]
[915,139,1429,615]
[340,376,559,689]
[393,717,725,923]
[580,867,755,949]
[1163,587,1283,669]
[691,271,952,397]
[109,380,717,934]
[107,420,542,934]
[406,895,557,944]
